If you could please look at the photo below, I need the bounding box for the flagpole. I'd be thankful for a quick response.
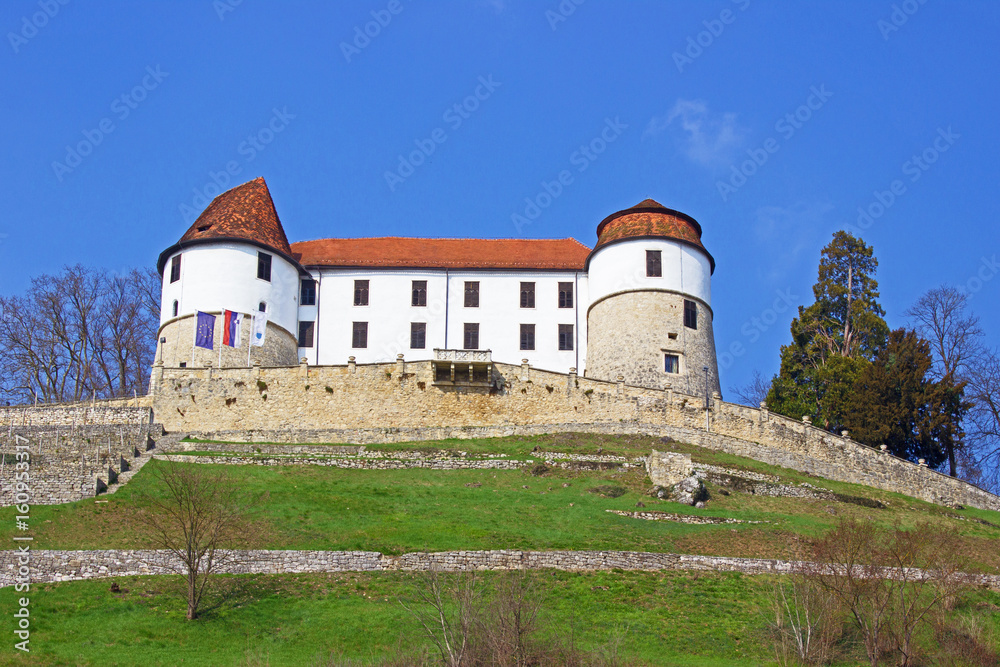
[218,311,223,368]
[247,312,253,367]
[190,313,197,368]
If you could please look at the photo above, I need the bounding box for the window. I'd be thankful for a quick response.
[684,299,697,330]
[352,322,368,348]
[410,322,426,349]
[170,255,181,283]
[354,280,369,306]
[411,280,427,307]
[300,279,316,306]
[298,321,315,348]
[646,250,662,277]
[258,302,266,313]
[558,282,573,308]
[520,324,535,350]
[171,300,178,317]
[464,323,479,349]
[257,252,272,281]
[464,281,479,308]
[558,324,574,351]
[519,282,535,308]
[665,354,679,374]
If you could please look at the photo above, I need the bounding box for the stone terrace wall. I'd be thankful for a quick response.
[148,360,1000,512]
[0,406,153,427]
[4,549,999,589]
[0,421,160,506]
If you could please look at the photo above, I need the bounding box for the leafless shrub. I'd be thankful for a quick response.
[807,518,972,667]
[133,460,269,619]
[399,570,480,667]
[764,575,842,665]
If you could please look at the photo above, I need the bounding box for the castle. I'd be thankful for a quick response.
[155,177,721,396]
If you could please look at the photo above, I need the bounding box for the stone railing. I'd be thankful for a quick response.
[434,348,492,363]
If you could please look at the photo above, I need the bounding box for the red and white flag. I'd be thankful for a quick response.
[223,310,243,347]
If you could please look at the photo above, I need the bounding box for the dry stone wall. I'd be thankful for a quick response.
[4,549,999,589]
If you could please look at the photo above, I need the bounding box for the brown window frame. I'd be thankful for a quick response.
[354,279,370,306]
[558,282,573,308]
[257,252,272,282]
[170,255,181,283]
[558,324,574,351]
[298,321,315,348]
[463,323,479,350]
[352,321,368,348]
[520,323,535,351]
[410,322,426,349]
[411,280,427,307]
[464,281,479,308]
[646,250,662,277]
[519,282,535,309]
[684,299,697,330]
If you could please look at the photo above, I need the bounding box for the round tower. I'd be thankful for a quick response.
[585,199,720,396]
[154,177,301,368]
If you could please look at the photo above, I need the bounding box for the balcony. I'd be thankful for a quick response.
[432,349,494,386]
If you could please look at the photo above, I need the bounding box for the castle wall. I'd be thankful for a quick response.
[585,291,720,394]
[142,361,1000,512]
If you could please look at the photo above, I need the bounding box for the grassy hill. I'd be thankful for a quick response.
[3,432,999,665]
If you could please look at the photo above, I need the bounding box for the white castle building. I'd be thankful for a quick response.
[155,178,721,395]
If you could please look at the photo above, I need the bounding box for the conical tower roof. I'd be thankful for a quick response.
[590,198,714,272]
[178,177,291,255]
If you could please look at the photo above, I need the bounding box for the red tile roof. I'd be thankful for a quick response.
[592,199,714,271]
[291,237,591,270]
[179,177,292,256]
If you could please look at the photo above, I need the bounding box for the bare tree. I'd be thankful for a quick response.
[399,570,479,667]
[764,575,842,666]
[729,370,772,407]
[966,349,1000,489]
[0,264,159,404]
[905,286,983,381]
[134,460,267,620]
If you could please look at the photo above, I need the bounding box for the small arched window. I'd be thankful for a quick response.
[258,302,267,313]
[172,300,179,317]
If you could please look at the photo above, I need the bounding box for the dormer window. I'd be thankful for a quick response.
[257,252,272,282]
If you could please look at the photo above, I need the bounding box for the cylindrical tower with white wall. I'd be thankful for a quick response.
[155,177,302,368]
[585,199,720,396]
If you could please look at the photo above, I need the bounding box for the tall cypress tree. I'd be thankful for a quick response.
[767,231,889,430]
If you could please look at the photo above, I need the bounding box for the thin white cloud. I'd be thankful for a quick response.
[479,0,506,13]
[754,201,834,281]
[645,99,746,168]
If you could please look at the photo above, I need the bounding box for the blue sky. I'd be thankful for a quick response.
[2,0,997,394]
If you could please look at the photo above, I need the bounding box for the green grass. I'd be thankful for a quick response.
[4,433,1000,568]
[4,569,999,666]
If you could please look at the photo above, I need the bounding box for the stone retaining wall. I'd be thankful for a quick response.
[3,549,998,589]
[0,422,160,506]
[140,360,1000,512]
